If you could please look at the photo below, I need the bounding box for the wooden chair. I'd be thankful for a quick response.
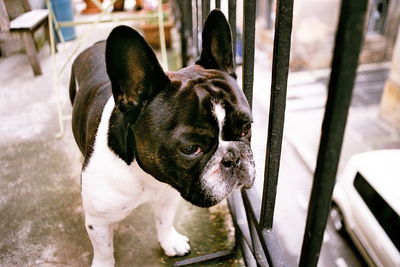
[0,0,52,76]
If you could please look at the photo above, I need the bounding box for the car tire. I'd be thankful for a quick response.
[330,203,346,236]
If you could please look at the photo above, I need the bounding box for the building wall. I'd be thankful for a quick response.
[290,0,339,71]
[380,26,400,130]
[283,0,400,71]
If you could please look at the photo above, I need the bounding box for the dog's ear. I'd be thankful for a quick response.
[196,9,235,76]
[106,26,169,114]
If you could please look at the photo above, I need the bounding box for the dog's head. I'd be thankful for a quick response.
[105,10,255,207]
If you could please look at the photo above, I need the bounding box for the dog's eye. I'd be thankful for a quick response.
[241,124,251,137]
[180,145,202,156]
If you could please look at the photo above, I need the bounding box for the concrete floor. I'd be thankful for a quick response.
[0,11,243,267]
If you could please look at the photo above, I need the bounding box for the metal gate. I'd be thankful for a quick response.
[173,0,368,266]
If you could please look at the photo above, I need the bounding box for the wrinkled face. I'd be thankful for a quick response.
[134,66,255,207]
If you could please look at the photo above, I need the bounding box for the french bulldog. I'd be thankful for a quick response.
[69,9,255,267]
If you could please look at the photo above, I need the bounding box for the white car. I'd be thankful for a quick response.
[330,149,400,267]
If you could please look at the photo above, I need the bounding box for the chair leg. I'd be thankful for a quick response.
[21,31,42,76]
[44,21,57,53]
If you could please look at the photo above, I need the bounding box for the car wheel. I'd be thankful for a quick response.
[330,204,346,235]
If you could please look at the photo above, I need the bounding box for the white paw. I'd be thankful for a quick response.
[159,228,190,257]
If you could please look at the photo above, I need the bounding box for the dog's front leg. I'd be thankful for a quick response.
[85,214,116,267]
[153,187,191,257]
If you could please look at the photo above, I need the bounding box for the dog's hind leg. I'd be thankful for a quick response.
[85,214,116,267]
[152,187,191,257]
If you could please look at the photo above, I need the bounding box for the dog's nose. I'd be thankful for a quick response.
[221,150,240,169]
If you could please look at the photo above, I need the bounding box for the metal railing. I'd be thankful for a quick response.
[173,0,368,266]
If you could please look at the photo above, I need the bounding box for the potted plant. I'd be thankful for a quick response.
[113,0,125,12]
[140,10,173,49]
[82,0,103,14]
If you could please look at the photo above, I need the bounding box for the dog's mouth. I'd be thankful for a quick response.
[178,154,255,208]
[180,179,252,208]
[197,142,255,206]
[182,193,219,208]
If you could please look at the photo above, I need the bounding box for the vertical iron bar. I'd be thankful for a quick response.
[243,201,269,266]
[193,0,199,57]
[299,1,368,266]
[228,0,236,61]
[260,0,294,230]
[242,0,256,107]
[176,0,192,66]
[202,0,210,26]
[215,0,221,9]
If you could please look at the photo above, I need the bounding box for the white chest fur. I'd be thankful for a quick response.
[81,97,174,224]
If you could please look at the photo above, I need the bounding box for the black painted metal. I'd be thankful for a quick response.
[228,0,236,61]
[172,250,234,266]
[173,0,368,265]
[228,191,257,267]
[175,0,193,67]
[240,236,257,267]
[242,0,256,108]
[260,0,293,230]
[229,191,253,247]
[202,0,210,26]
[262,229,286,266]
[215,0,221,9]
[242,188,286,266]
[299,0,368,266]
[247,212,269,265]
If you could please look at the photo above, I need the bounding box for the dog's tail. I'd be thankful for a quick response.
[69,62,77,105]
